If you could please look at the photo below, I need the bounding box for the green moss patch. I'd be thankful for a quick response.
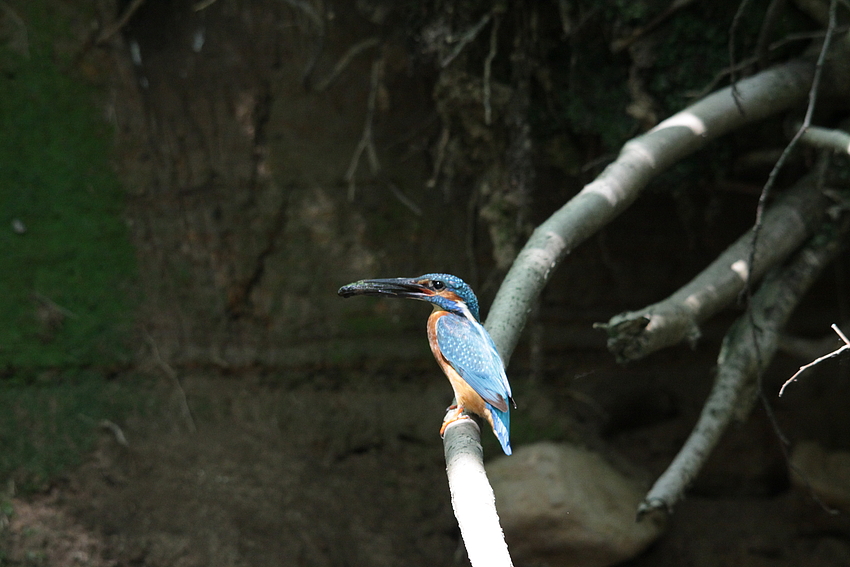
[0,2,141,489]
[0,2,136,377]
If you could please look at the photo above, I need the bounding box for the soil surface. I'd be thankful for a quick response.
[4,343,850,567]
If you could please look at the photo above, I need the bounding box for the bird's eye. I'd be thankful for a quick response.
[432,280,446,290]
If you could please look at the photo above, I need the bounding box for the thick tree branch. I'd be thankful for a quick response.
[485,58,816,361]
[799,125,850,154]
[601,171,830,362]
[609,0,839,362]
[638,214,850,516]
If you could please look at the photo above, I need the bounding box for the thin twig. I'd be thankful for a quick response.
[388,182,422,216]
[441,13,492,68]
[742,0,838,446]
[285,0,326,86]
[779,329,848,360]
[694,26,849,99]
[639,216,848,515]
[483,15,500,126]
[78,414,129,447]
[193,0,218,11]
[143,327,197,433]
[312,37,381,92]
[557,0,573,36]
[192,0,217,12]
[346,58,383,201]
[755,0,786,67]
[0,1,29,58]
[32,292,78,319]
[747,0,838,274]
[279,0,324,29]
[97,0,146,44]
[99,419,130,447]
[611,0,697,53]
[728,0,755,113]
[780,324,850,395]
[426,125,451,189]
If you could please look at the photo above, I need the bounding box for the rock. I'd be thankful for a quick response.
[487,442,665,567]
[790,441,850,511]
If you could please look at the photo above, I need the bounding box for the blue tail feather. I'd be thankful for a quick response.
[487,403,512,455]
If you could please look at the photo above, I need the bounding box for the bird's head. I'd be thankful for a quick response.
[338,273,481,321]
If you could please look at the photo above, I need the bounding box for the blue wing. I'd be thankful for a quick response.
[435,313,512,411]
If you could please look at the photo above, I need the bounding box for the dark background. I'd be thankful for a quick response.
[1,0,849,565]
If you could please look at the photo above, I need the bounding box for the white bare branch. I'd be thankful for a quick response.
[485,58,816,362]
[601,171,830,363]
[799,125,850,155]
[639,215,849,516]
[443,418,514,567]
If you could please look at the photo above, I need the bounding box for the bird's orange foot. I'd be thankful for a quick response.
[440,405,473,437]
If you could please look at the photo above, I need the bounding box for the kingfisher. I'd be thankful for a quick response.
[338,273,514,455]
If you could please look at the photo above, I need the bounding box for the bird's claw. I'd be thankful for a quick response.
[440,405,473,437]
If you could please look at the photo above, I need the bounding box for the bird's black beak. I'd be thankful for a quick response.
[338,277,431,300]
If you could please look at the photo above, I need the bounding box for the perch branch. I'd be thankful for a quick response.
[440,313,517,565]
[601,171,830,363]
[485,58,815,362]
[638,215,850,516]
[780,324,850,395]
[443,418,514,567]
